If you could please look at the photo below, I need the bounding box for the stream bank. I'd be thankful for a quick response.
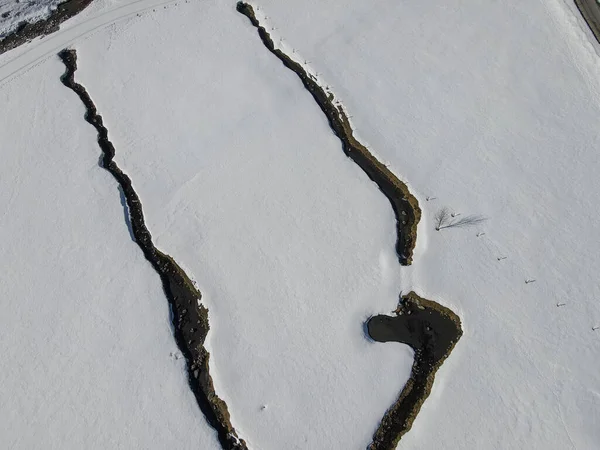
[1,0,93,55]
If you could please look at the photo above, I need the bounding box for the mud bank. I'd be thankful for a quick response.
[58,48,247,450]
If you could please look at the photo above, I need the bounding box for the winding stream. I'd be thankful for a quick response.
[58,48,247,450]
[58,4,464,446]
[236,3,463,449]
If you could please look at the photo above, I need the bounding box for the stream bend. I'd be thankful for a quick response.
[236,4,463,449]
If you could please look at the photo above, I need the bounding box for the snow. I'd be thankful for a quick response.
[250,0,600,448]
[0,0,63,37]
[2,0,600,449]
[68,1,414,449]
[0,56,219,449]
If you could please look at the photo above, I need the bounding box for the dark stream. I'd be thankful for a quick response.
[56,5,465,447]
[58,48,247,450]
[237,4,463,449]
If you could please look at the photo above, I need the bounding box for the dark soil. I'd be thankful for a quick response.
[58,48,247,450]
[236,4,463,449]
[0,0,93,55]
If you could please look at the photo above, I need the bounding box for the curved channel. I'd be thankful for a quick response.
[236,4,463,449]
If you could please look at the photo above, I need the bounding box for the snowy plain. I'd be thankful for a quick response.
[251,0,600,448]
[0,56,219,449]
[1,0,600,449]
[71,1,414,449]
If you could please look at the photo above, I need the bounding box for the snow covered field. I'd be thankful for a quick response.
[69,1,414,448]
[251,0,600,448]
[0,56,219,449]
[1,0,600,449]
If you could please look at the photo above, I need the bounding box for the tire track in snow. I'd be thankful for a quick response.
[58,48,248,450]
[236,3,462,449]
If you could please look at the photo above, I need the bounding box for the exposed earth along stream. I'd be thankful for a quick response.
[58,48,247,450]
[0,0,93,55]
[236,3,463,449]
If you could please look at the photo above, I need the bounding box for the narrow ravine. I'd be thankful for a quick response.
[0,0,93,55]
[58,49,247,450]
[236,3,463,449]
